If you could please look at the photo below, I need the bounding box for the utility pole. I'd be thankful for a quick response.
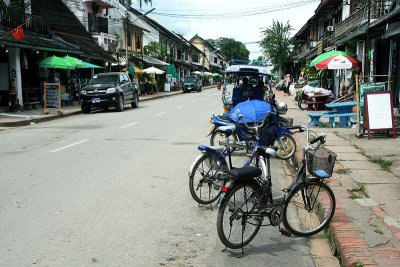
[180,34,183,80]
[364,0,371,82]
[125,0,129,71]
[202,44,205,73]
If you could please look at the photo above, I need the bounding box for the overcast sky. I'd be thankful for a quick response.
[133,0,320,60]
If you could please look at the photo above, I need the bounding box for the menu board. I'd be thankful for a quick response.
[364,91,397,139]
[46,85,59,108]
[43,82,61,112]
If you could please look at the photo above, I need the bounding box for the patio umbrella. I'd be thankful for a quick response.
[143,66,165,74]
[192,70,202,75]
[82,62,103,69]
[212,73,220,77]
[315,55,361,70]
[39,55,74,69]
[128,66,143,74]
[310,50,352,67]
[204,71,213,76]
[63,55,85,68]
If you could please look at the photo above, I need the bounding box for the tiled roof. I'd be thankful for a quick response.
[31,0,114,62]
[0,28,81,54]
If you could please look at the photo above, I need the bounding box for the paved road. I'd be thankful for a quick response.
[0,88,324,266]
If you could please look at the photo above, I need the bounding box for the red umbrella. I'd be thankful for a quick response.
[315,55,361,70]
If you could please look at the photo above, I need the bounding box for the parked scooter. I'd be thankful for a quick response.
[209,100,296,160]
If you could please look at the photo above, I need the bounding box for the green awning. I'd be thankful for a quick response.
[166,64,178,78]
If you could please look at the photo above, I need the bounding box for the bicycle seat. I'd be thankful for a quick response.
[227,166,262,182]
[197,145,225,153]
[215,125,236,136]
[216,115,235,123]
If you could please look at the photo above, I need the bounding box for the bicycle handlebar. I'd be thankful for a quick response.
[310,135,326,145]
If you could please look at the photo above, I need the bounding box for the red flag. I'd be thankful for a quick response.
[11,24,25,40]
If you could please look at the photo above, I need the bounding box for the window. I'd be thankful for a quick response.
[135,32,142,51]
[127,32,131,48]
[192,53,199,63]
[177,49,182,60]
[214,56,218,64]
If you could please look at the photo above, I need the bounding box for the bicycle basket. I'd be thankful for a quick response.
[306,147,337,179]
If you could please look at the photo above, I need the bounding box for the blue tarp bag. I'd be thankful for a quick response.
[227,100,272,123]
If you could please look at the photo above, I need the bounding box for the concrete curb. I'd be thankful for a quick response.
[0,85,220,128]
[0,90,185,128]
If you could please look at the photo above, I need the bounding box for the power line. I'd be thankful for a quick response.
[148,0,318,19]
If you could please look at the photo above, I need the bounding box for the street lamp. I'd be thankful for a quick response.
[125,7,155,70]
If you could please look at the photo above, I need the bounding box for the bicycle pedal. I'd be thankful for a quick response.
[280,228,291,237]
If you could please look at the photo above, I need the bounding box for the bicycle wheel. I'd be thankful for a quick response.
[283,180,335,237]
[210,131,238,151]
[298,98,308,110]
[216,181,263,249]
[189,154,228,205]
[273,134,296,160]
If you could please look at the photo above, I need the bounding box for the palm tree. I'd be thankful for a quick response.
[259,20,294,76]
[124,0,152,8]
[139,0,152,8]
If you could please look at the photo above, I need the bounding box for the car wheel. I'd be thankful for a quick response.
[131,93,139,108]
[115,95,124,112]
[81,104,91,114]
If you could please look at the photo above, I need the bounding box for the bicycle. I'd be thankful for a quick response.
[189,115,279,206]
[298,91,311,110]
[216,126,336,253]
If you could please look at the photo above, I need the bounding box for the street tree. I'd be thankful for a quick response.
[121,0,152,8]
[207,37,249,62]
[259,20,294,75]
[0,0,29,14]
[144,41,167,61]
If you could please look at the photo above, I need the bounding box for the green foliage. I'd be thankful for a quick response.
[121,0,152,8]
[207,37,249,61]
[370,157,392,172]
[335,168,350,175]
[301,65,319,80]
[0,0,30,15]
[144,41,166,61]
[260,20,294,73]
[349,184,368,199]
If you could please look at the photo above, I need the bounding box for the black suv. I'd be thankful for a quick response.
[80,72,139,113]
[182,75,202,93]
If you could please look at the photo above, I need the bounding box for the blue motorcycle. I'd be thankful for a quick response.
[209,100,296,160]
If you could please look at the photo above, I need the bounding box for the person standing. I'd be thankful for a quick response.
[284,74,291,96]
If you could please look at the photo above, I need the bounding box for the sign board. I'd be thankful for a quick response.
[364,90,396,139]
[359,82,386,128]
[43,82,62,113]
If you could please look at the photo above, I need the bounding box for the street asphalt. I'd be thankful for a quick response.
[1,85,400,266]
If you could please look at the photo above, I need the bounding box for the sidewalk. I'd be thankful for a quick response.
[0,88,187,128]
[276,89,400,266]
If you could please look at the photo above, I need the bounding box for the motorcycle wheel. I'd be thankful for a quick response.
[273,134,296,160]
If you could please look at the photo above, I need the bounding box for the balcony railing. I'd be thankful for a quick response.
[335,1,398,38]
[0,12,49,34]
[88,13,108,34]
